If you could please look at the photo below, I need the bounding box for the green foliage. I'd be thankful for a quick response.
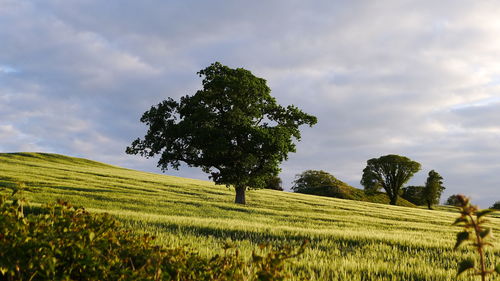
[446,194,462,206]
[457,259,475,276]
[423,170,445,210]
[263,175,283,191]
[0,196,305,280]
[361,154,421,205]
[452,195,498,281]
[292,170,343,193]
[126,62,317,204]
[490,201,500,210]
[401,185,425,205]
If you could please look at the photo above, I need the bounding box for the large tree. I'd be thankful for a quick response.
[423,170,445,209]
[126,62,317,204]
[361,154,421,205]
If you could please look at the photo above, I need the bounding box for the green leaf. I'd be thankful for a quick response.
[479,228,492,239]
[454,231,470,249]
[457,259,475,275]
[476,209,494,218]
[452,217,468,226]
[495,263,500,274]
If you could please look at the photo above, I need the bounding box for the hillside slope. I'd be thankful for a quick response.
[296,178,415,207]
[1,152,499,280]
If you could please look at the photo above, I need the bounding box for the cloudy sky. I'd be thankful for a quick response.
[1,0,500,207]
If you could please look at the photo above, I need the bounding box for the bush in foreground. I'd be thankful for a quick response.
[0,196,306,280]
[452,195,500,280]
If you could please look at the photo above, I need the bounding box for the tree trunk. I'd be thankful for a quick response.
[427,201,433,210]
[235,185,246,204]
[390,195,398,205]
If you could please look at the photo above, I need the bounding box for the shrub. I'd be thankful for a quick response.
[445,194,462,206]
[264,176,283,191]
[0,195,306,280]
[292,170,344,193]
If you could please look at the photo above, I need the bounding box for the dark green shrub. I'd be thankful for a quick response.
[0,196,306,280]
[445,194,462,206]
[263,176,283,191]
[292,170,343,193]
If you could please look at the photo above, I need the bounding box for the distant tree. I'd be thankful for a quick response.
[490,201,500,210]
[264,176,283,191]
[445,194,461,206]
[361,154,421,205]
[292,170,343,193]
[422,170,445,210]
[401,186,425,205]
[126,62,317,204]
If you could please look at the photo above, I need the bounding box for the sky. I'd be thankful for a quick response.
[1,0,500,207]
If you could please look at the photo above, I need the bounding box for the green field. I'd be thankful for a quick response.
[1,152,499,280]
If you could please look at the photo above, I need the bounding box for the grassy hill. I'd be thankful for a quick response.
[1,152,499,280]
[296,179,415,207]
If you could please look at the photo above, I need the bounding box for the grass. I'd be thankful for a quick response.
[1,152,500,280]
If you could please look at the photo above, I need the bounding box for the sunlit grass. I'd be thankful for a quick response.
[1,152,499,280]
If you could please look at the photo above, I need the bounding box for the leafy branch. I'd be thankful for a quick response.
[453,194,500,280]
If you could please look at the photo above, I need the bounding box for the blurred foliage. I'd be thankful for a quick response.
[0,192,306,280]
[452,195,499,280]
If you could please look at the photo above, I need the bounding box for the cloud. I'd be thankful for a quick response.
[1,0,500,207]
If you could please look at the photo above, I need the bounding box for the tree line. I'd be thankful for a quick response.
[127,62,498,208]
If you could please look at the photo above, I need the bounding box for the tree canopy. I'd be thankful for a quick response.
[445,194,462,206]
[361,154,421,205]
[423,170,445,209]
[126,62,317,204]
[292,170,344,193]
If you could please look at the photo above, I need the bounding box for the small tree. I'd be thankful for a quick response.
[292,170,343,193]
[264,176,283,191]
[446,194,461,206]
[361,154,421,205]
[126,62,317,204]
[423,170,445,209]
[490,201,500,210]
[401,185,425,205]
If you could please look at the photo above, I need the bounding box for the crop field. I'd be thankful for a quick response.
[1,152,499,280]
